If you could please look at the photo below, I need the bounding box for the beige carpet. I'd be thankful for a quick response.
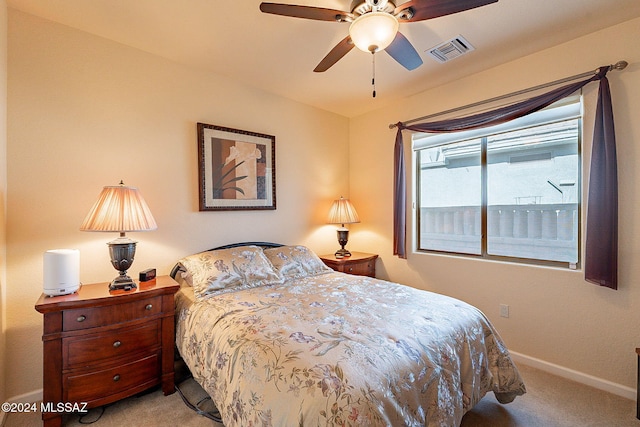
[4,363,637,427]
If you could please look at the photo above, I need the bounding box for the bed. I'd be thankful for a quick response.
[171,242,526,426]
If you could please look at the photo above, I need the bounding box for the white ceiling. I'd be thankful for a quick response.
[7,0,640,117]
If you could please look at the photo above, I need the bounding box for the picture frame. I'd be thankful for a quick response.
[197,123,276,211]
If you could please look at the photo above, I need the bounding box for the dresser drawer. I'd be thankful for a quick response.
[63,296,161,331]
[65,353,159,403]
[63,322,160,369]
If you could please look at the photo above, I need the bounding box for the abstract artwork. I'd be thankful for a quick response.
[197,123,276,211]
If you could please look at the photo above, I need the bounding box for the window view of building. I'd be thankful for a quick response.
[414,100,580,266]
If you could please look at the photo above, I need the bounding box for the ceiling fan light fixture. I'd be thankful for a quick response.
[349,11,399,53]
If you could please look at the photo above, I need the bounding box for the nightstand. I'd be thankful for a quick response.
[320,252,378,277]
[34,275,180,427]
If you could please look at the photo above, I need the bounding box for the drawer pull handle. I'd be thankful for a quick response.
[113,374,120,382]
[76,315,86,322]
[145,304,153,311]
[113,341,121,348]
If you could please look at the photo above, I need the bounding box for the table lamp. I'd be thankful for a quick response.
[327,196,360,258]
[80,181,157,290]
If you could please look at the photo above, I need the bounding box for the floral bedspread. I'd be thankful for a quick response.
[175,272,526,426]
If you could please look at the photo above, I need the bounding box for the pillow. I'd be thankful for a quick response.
[263,245,332,280]
[177,246,284,300]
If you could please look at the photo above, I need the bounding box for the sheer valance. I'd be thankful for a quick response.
[392,63,624,289]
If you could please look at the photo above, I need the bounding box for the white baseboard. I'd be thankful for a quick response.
[510,351,636,401]
[5,388,43,403]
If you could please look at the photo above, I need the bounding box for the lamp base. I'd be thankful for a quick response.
[109,274,137,291]
[335,228,351,259]
[108,237,138,291]
[334,248,352,258]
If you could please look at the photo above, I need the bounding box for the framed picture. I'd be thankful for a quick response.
[197,123,276,211]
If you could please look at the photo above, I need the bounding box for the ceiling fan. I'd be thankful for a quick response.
[259,0,498,73]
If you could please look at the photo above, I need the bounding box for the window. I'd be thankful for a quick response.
[413,98,581,267]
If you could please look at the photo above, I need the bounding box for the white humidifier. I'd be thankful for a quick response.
[43,249,80,296]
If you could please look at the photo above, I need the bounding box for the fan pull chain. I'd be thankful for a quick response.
[372,52,376,98]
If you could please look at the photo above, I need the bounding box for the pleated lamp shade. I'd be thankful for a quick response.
[327,197,360,226]
[80,182,157,233]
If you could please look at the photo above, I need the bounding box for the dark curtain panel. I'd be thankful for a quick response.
[393,66,617,289]
[393,130,406,257]
[585,76,618,289]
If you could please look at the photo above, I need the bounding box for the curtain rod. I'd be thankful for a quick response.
[389,60,628,129]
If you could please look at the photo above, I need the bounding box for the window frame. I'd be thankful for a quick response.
[412,97,583,269]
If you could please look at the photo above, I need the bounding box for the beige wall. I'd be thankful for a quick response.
[350,18,640,393]
[0,0,7,408]
[5,10,349,398]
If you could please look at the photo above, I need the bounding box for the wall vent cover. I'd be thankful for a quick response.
[427,35,475,63]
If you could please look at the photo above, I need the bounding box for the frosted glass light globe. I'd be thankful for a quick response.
[349,12,399,53]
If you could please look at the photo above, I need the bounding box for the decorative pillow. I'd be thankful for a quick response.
[264,245,332,280]
[177,246,284,300]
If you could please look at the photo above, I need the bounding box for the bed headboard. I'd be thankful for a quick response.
[169,241,284,279]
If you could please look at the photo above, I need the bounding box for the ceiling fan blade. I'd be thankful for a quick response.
[314,36,355,72]
[385,31,423,70]
[394,0,498,22]
[260,3,352,22]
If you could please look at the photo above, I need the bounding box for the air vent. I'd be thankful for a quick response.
[427,35,475,63]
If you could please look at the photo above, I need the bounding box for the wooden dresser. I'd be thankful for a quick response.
[319,252,378,277]
[34,276,180,427]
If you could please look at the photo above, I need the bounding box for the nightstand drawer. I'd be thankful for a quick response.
[63,322,160,369]
[63,296,161,331]
[65,353,159,403]
[344,260,375,276]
